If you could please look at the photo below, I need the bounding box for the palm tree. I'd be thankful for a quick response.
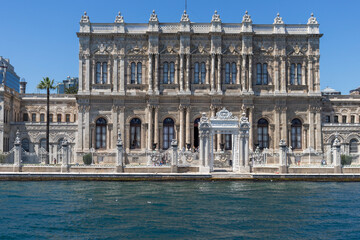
[37,77,57,164]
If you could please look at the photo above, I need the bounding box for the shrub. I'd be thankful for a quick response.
[0,153,6,164]
[83,153,92,165]
[341,154,352,165]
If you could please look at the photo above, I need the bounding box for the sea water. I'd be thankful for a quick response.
[0,181,359,239]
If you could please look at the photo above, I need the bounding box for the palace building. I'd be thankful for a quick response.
[1,10,360,168]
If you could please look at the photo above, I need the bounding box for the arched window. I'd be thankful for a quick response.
[163,62,169,84]
[194,62,199,84]
[40,138,46,150]
[131,62,136,84]
[291,118,302,149]
[130,118,141,149]
[262,63,268,85]
[170,62,175,83]
[163,118,174,150]
[58,138,64,149]
[201,62,206,84]
[350,139,358,153]
[297,64,302,85]
[256,63,262,85]
[102,62,107,84]
[290,63,295,85]
[96,118,107,149]
[22,139,30,152]
[225,62,230,84]
[194,118,200,148]
[257,119,269,149]
[137,62,142,84]
[232,62,237,84]
[96,62,101,84]
[225,134,232,150]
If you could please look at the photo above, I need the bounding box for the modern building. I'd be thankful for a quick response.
[0,56,20,92]
[1,11,360,172]
[57,76,79,94]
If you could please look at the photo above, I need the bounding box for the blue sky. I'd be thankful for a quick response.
[1,0,359,94]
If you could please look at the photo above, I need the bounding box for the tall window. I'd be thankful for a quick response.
[40,138,46,150]
[262,63,268,85]
[225,62,230,84]
[102,62,107,84]
[291,119,302,149]
[40,114,45,122]
[66,114,70,123]
[22,138,30,152]
[225,134,232,150]
[130,118,141,149]
[194,62,199,84]
[232,62,237,84]
[256,63,268,85]
[57,114,62,123]
[201,62,206,84]
[131,62,136,84]
[325,115,330,123]
[49,114,53,123]
[23,113,28,122]
[170,62,175,83]
[163,62,169,84]
[96,118,107,149]
[297,64,302,85]
[342,116,347,123]
[334,116,339,123]
[350,139,358,153]
[351,115,355,123]
[257,118,269,149]
[32,113,36,122]
[137,62,142,84]
[290,63,295,85]
[163,118,175,150]
[96,62,101,84]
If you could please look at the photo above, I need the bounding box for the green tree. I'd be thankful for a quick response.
[64,84,78,94]
[37,77,57,164]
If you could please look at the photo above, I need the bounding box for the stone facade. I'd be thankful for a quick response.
[1,11,359,168]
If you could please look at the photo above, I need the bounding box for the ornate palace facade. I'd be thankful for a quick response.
[1,10,360,167]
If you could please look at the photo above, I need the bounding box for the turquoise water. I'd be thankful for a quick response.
[0,181,359,239]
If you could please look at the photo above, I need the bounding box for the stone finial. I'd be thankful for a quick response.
[180,10,190,22]
[115,11,124,23]
[80,11,90,23]
[149,10,158,22]
[117,132,123,146]
[240,112,248,123]
[14,129,21,145]
[171,139,178,147]
[279,139,287,147]
[242,10,252,23]
[273,13,284,24]
[211,10,221,22]
[308,13,318,24]
[333,136,340,147]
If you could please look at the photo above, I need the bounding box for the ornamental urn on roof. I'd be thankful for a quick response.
[80,11,90,23]
[242,11,252,23]
[115,11,124,23]
[273,13,284,24]
[149,10,158,22]
[307,13,318,24]
[180,10,190,22]
[211,10,221,23]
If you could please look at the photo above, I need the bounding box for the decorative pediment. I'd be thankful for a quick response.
[160,44,179,54]
[191,43,210,54]
[213,108,238,120]
[222,44,241,55]
[127,45,148,55]
[92,42,113,55]
[287,44,307,56]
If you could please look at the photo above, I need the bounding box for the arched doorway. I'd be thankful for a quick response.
[194,118,200,149]
[163,118,174,150]
[96,118,107,149]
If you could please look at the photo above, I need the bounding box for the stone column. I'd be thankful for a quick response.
[148,105,153,150]
[280,56,286,92]
[78,58,83,92]
[315,109,322,151]
[154,54,159,94]
[185,54,190,92]
[113,58,118,92]
[206,58,210,85]
[248,55,253,92]
[119,107,125,149]
[281,107,287,144]
[85,57,91,92]
[179,54,184,92]
[112,107,118,149]
[302,60,306,85]
[217,55,222,93]
[179,105,185,149]
[332,137,342,173]
[248,107,254,151]
[308,56,313,93]
[210,105,217,151]
[107,60,111,84]
[119,55,125,94]
[309,108,315,149]
[84,106,90,150]
[279,139,288,173]
[314,56,320,92]
[274,57,279,92]
[77,106,84,152]
[92,59,96,85]
[237,57,241,85]
[175,57,179,85]
[211,54,216,93]
[61,139,69,173]
[170,139,178,173]
[13,130,21,172]
[116,133,124,173]
[185,106,191,148]
[154,106,159,150]
[239,113,250,172]
[241,55,246,91]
